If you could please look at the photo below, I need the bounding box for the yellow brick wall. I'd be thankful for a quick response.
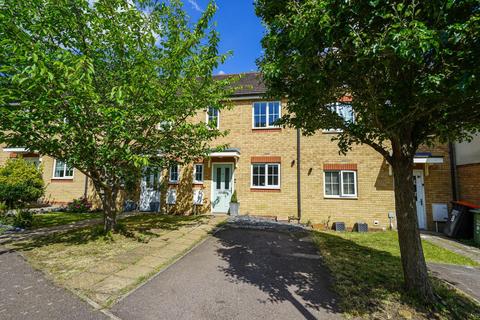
[164,100,453,231]
[1,99,454,231]
[0,146,88,205]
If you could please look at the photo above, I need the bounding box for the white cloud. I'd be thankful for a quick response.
[188,0,203,12]
[217,70,226,75]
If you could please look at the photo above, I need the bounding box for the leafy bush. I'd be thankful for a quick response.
[230,190,238,203]
[0,202,7,216]
[13,210,33,228]
[67,197,92,213]
[0,158,44,208]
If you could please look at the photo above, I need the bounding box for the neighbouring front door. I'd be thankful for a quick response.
[139,167,161,212]
[413,170,427,229]
[211,164,233,213]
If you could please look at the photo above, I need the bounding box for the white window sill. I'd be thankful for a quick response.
[168,181,179,184]
[252,127,281,130]
[322,130,343,134]
[250,186,280,190]
[324,195,358,200]
[52,176,74,180]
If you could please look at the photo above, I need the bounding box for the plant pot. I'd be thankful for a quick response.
[229,202,240,216]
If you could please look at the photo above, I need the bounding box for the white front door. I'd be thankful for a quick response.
[211,164,233,213]
[139,167,161,212]
[413,170,427,229]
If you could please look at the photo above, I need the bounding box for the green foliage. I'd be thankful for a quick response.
[312,231,480,319]
[230,190,238,203]
[0,159,44,208]
[0,202,7,216]
[13,209,34,229]
[0,0,235,229]
[256,0,480,157]
[67,197,92,213]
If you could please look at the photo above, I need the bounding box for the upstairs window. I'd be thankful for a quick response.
[324,103,355,132]
[253,101,280,128]
[324,170,357,198]
[193,164,204,183]
[169,165,180,183]
[251,163,280,188]
[53,160,74,178]
[207,107,219,129]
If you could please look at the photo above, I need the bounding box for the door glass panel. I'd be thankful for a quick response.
[225,167,230,190]
[216,167,222,190]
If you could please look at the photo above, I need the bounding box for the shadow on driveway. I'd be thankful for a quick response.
[112,227,341,320]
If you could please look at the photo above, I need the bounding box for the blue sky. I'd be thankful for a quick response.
[183,0,265,75]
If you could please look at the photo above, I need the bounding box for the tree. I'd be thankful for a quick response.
[255,0,480,301]
[0,158,44,209]
[0,0,233,231]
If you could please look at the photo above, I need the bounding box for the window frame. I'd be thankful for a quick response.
[323,102,355,133]
[193,164,204,184]
[250,163,281,189]
[52,159,74,179]
[169,164,180,184]
[206,107,220,129]
[323,170,357,198]
[252,101,282,129]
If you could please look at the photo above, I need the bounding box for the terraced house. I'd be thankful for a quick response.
[0,72,455,231]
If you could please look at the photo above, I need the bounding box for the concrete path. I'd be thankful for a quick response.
[429,263,480,303]
[421,232,480,264]
[0,247,107,320]
[112,227,341,320]
[421,232,480,302]
[68,215,227,306]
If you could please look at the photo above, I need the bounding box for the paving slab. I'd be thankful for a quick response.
[115,265,156,279]
[66,272,109,290]
[112,228,341,320]
[94,275,138,295]
[0,247,107,320]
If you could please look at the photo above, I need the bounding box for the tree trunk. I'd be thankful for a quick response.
[101,191,117,233]
[92,181,119,233]
[392,153,434,302]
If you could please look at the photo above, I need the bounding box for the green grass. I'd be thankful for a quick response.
[332,231,478,267]
[312,231,480,319]
[31,212,103,229]
[6,213,216,306]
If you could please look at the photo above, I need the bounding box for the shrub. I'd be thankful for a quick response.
[13,209,33,228]
[230,190,238,203]
[67,197,92,213]
[0,158,44,208]
[0,202,7,216]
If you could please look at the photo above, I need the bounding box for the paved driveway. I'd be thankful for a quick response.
[112,228,341,320]
[0,247,107,320]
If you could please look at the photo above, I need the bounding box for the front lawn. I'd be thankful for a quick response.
[312,231,480,319]
[32,211,102,229]
[7,213,226,306]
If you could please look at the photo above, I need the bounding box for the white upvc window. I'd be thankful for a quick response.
[252,101,281,128]
[251,163,280,188]
[206,107,220,129]
[324,103,355,132]
[53,159,74,179]
[193,164,204,183]
[169,165,180,183]
[324,170,357,198]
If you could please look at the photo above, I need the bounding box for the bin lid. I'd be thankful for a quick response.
[452,200,480,209]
